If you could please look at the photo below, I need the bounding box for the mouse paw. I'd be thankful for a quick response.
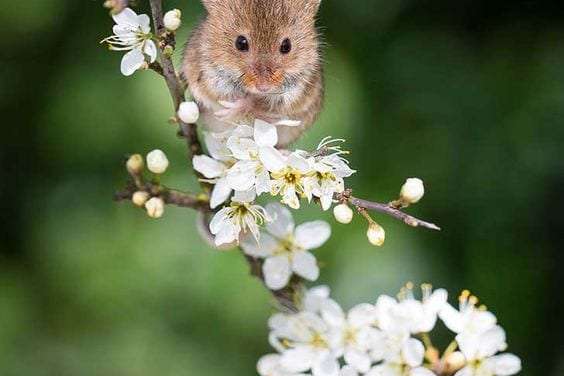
[214,99,250,122]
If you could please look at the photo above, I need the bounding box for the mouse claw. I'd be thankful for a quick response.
[275,119,302,127]
[218,100,239,109]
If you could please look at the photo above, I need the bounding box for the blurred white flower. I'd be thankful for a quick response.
[102,7,157,76]
[269,312,340,376]
[241,203,330,290]
[400,178,425,205]
[226,120,277,196]
[163,9,182,31]
[146,149,169,174]
[439,290,497,338]
[209,190,269,246]
[145,197,164,218]
[178,101,200,124]
[454,326,521,376]
[366,337,434,376]
[257,354,309,376]
[193,133,236,209]
[322,301,379,373]
[303,285,332,313]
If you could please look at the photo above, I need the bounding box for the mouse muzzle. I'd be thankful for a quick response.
[244,61,284,95]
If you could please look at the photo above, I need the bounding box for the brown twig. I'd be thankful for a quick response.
[336,189,441,231]
[146,0,299,311]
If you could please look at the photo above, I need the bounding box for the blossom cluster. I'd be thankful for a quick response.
[259,285,521,376]
[192,118,355,247]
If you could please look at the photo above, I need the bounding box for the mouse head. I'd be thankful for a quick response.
[200,0,322,98]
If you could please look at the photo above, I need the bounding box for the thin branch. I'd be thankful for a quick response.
[115,182,211,212]
[148,0,203,159]
[336,189,441,231]
[147,0,299,311]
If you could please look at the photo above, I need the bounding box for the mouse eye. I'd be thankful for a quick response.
[280,38,292,54]
[235,35,249,52]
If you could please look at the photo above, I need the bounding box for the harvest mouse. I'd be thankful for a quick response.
[183,0,324,147]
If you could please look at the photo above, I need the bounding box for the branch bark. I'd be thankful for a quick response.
[115,182,211,212]
[336,189,441,231]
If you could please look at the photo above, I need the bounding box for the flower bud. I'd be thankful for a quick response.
[132,191,150,207]
[444,351,466,373]
[400,178,425,205]
[163,9,182,31]
[367,223,385,246]
[333,204,353,224]
[146,149,169,174]
[145,197,165,219]
[126,154,144,175]
[178,101,200,124]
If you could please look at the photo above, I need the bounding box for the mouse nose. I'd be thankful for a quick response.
[255,81,274,93]
[251,62,277,92]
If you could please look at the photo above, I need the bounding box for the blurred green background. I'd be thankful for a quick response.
[1,0,563,374]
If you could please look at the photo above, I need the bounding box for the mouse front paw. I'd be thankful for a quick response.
[214,99,251,122]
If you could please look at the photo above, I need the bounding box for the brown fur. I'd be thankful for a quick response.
[183,0,324,147]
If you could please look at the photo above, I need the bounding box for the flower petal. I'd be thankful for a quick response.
[112,7,139,25]
[320,298,345,327]
[344,348,371,373]
[241,233,278,258]
[477,326,507,359]
[257,354,281,376]
[143,40,157,63]
[312,355,340,376]
[254,119,278,147]
[402,338,425,367]
[292,251,319,281]
[193,155,225,179]
[263,255,292,290]
[210,178,232,209]
[485,354,522,375]
[120,48,145,76]
[265,203,295,238]
[260,146,286,172]
[280,347,315,373]
[226,160,257,191]
[288,153,311,173]
[295,221,331,250]
[411,367,437,376]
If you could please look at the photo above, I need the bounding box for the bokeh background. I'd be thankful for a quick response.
[1,0,563,374]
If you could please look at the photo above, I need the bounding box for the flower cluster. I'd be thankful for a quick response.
[193,117,355,246]
[258,285,521,376]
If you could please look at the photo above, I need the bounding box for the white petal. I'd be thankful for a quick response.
[280,347,315,373]
[453,367,473,376]
[214,223,238,246]
[344,348,372,373]
[477,326,507,359]
[340,366,359,376]
[120,48,145,76]
[260,146,287,172]
[439,303,464,334]
[226,161,257,191]
[192,155,225,179]
[254,119,278,147]
[486,354,522,375]
[241,233,278,258]
[210,178,232,209]
[263,255,292,290]
[312,355,340,376]
[292,251,319,281]
[410,367,436,376]
[137,14,151,32]
[348,303,378,328]
[295,221,331,250]
[265,203,295,238]
[320,298,345,327]
[257,354,281,376]
[227,136,257,160]
[402,338,425,367]
[320,193,334,211]
[255,167,271,196]
[204,132,230,161]
[288,153,311,173]
[232,189,256,203]
[209,208,229,234]
[143,40,157,63]
[112,7,139,25]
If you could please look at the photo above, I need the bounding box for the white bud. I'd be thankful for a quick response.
[444,351,466,372]
[367,223,385,247]
[132,191,150,207]
[145,197,165,219]
[400,178,425,204]
[178,101,200,124]
[126,154,144,175]
[333,204,353,224]
[163,9,182,31]
[146,149,169,174]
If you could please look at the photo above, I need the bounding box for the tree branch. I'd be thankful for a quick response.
[147,0,299,311]
[115,182,211,211]
[336,189,441,231]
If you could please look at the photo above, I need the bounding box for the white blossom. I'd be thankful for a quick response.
[225,121,277,197]
[209,190,270,246]
[102,7,157,76]
[146,149,169,174]
[163,9,182,32]
[145,197,164,218]
[269,311,340,376]
[178,101,200,124]
[241,203,330,290]
[268,152,313,209]
[400,178,425,205]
